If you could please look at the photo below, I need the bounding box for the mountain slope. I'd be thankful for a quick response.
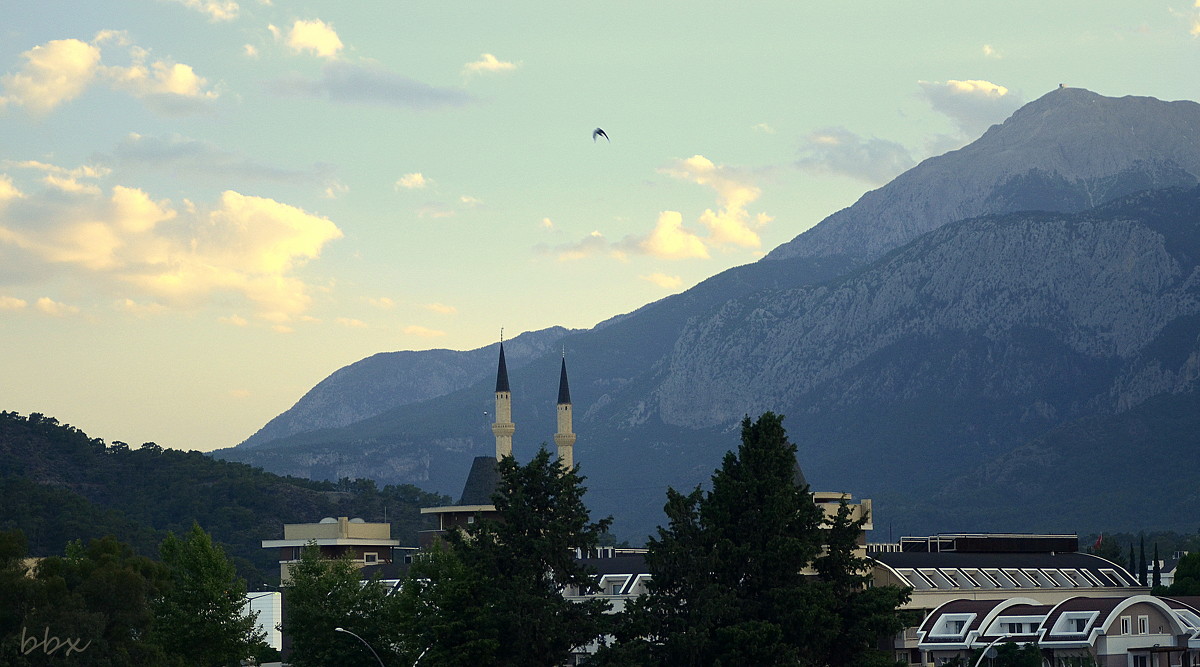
[765,88,1200,263]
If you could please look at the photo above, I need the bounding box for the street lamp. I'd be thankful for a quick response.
[972,634,1011,667]
[334,627,385,667]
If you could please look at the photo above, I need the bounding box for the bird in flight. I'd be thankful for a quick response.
[592,128,609,142]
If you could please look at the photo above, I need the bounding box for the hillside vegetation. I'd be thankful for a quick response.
[0,411,448,586]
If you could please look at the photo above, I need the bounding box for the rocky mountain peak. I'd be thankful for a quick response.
[765,88,1200,264]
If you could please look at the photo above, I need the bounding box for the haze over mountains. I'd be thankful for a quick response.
[215,88,1200,541]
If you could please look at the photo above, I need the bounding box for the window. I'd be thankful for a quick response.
[1133,655,1149,667]
[951,621,965,633]
[1073,618,1087,632]
[1137,615,1149,634]
[1120,616,1131,635]
[467,516,475,524]
[611,584,622,595]
[364,552,378,564]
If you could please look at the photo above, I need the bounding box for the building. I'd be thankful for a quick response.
[868,533,1159,665]
[419,341,577,547]
[915,593,1200,666]
[261,515,399,583]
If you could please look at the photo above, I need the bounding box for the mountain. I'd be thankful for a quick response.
[239,326,575,448]
[765,87,1200,264]
[216,89,1200,541]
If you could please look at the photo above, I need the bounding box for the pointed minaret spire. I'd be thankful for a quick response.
[553,352,576,470]
[491,340,515,460]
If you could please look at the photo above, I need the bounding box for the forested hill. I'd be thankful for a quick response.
[0,411,448,586]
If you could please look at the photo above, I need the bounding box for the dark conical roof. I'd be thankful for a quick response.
[495,342,510,393]
[458,456,499,505]
[557,356,571,405]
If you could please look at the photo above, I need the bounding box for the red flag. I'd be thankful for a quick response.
[1093,534,1103,549]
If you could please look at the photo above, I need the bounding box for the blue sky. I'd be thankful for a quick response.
[2,0,1198,452]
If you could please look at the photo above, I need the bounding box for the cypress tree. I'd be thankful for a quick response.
[1139,534,1148,586]
[1152,543,1161,588]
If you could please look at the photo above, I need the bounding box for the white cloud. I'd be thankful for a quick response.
[169,0,239,21]
[229,388,251,399]
[0,175,25,201]
[541,217,555,230]
[796,127,916,185]
[322,181,349,199]
[280,19,344,59]
[918,79,1024,138]
[640,273,683,289]
[219,314,249,326]
[0,295,27,309]
[752,122,775,134]
[243,44,259,58]
[0,36,218,116]
[423,302,456,315]
[659,155,768,249]
[0,168,343,319]
[396,172,429,189]
[982,44,1001,58]
[366,296,396,309]
[546,230,624,262]
[404,324,445,338]
[116,298,166,315]
[110,133,326,182]
[0,38,101,114]
[463,53,517,75]
[636,211,710,259]
[35,297,79,316]
[336,317,367,328]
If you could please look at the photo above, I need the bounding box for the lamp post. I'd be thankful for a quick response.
[972,634,1011,667]
[334,627,385,667]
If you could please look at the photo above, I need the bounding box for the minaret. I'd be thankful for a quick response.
[491,341,515,460]
[553,353,576,470]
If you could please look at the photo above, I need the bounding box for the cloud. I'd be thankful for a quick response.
[219,314,249,326]
[982,44,1001,58]
[540,217,555,230]
[635,211,710,259]
[796,127,916,185]
[463,53,517,75]
[110,133,328,182]
[168,0,239,21]
[116,298,166,315]
[423,302,456,315]
[0,35,217,116]
[403,324,445,338]
[0,175,23,201]
[395,172,430,189]
[229,388,251,399]
[336,317,367,328]
[0,167,343,319]
[0,295,27,309]
[322,181,349,198]
[366,296,396,309]
[640,273,683,289]
[279,19,344,59]
[660,155,769,249]
[244,44,259,58]
[752,122,776,134]
[35,297,79,316]
[270,62,473,109]
[544,230,622,261]
[918,79,1024,138]
[0,38,102,114]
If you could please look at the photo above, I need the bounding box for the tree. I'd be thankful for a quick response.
[1139,534,1148,586]
[1166,552,1200,596]
[281,543,401,667]
[397,446,613,666]
[602,413,911,666]
[150,523,267,666]
[1152,543,1161,588]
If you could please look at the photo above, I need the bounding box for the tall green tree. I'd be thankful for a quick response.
[397,446,613,666]
[1167,552,1200,595]
[151,523,267,666]
[281,543,401,667]
[602,413,910,666]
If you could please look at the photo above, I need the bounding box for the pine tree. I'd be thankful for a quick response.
[1139,534,1148,586]
[397,446,612,666]
[601,412,911,666]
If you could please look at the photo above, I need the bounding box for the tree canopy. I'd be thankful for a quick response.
[600,412,911,666]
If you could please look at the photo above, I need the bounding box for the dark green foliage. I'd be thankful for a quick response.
[1152,543,1161,588]
[0,410,448,585]
[397,447,613,666]
[151,523,268,666]
[602,413,910,666]
[1086,534,1123,564]
[1139,534,1148,586]
[1166,553,1200,596]
[281,544,402,667]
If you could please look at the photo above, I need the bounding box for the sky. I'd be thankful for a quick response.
[2,1,1199,453]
